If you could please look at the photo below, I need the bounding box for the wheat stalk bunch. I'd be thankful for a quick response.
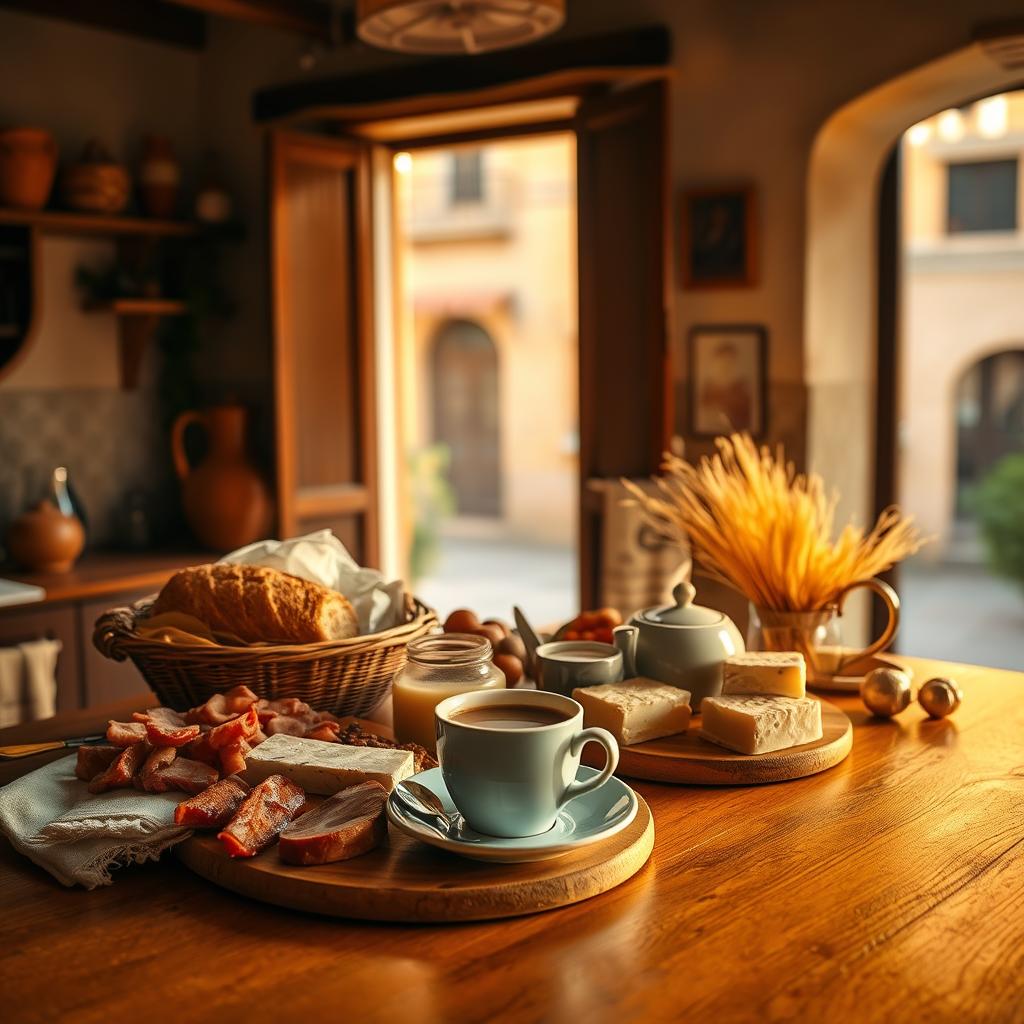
[623,433,926,611]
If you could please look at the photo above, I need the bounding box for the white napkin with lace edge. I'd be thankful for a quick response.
[0,755,192,889]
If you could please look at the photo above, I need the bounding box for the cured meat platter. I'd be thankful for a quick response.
[585,698,852,786]
[177,719,655,923]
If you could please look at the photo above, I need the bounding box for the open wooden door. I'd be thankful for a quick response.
[576,80,672,607]
[270,131,379,566]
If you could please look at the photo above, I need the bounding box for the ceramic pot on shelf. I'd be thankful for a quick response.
[61,139,130,214]
[6,500,84,573]
[0,127,58,210]
[138,135,180,219]
[171,404,272,552]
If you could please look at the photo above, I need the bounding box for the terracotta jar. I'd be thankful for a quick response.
[6,501,85,572]
[138,135,180,219]
[61,139,130,214]
[171,404,272,552]
[0,127,58,210]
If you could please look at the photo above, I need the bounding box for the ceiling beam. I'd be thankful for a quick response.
[163,0,334,41]
[0,0,206,50]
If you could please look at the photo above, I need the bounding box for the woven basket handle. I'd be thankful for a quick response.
[92,606,138,662]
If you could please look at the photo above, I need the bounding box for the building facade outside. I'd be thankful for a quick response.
[901,91,1024,558]
[395,135,578,556]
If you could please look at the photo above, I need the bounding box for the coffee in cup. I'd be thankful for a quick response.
[434,689,619,838]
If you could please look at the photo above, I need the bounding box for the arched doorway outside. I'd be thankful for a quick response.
[431,318,502,517]
[955,349,1024,518]
[804,41,1024,655]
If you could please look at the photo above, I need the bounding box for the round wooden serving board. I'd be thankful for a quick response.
[177,793,652,923]
[589,698,852,786]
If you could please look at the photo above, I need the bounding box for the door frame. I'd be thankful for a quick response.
[270,130,379,563]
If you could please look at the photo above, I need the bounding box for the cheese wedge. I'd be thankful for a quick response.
[723,651,806,699]
[573,678,692,745]
[241,733,414,795]
[700,694,822,755]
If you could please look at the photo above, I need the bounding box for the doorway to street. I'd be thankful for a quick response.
[392,132,578,624]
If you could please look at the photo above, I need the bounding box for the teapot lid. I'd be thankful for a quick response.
[639,581,724,627]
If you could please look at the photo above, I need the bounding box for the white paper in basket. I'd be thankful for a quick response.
[221,530,406,635]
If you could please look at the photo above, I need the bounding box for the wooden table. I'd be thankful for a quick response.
[1,656,1022,1022]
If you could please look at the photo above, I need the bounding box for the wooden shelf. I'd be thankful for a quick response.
[0,550,208,608]
[0,207,200,238]
[82,297,188,388]
[84,297,188,317]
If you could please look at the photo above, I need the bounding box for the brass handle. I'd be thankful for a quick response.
[834,577,900,673]
[0,740,66,759]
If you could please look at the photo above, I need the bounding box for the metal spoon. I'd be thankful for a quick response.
[394,780,453,836]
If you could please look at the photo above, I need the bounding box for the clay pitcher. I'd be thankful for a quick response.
[171,404,271,552]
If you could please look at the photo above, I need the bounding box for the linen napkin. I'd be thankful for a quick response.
[223,529,407,633]
[0,755,191,889]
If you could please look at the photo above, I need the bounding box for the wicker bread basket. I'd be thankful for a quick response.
[93,594,439,717]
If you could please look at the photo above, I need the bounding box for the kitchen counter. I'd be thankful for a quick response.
[0,550,207,608]
[0,656,1022,1023]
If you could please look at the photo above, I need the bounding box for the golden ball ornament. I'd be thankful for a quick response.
[861,667,913,718]
[918,677,962,719]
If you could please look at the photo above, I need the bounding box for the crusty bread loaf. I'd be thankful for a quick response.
[151,563,359,644]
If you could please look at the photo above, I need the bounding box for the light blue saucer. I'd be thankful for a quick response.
[386,765,638,863]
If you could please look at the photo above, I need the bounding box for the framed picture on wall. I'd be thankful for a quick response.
[688,325,767,437]
[680,185,757,288]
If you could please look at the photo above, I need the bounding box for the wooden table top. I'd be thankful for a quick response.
[1,656,1022,1023]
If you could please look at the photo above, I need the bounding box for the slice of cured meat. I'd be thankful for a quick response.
[303,723,340,743]
[143,757,220,795]
[218,738,251,777]
[278,781,388,866]
[144,719,201,748]
[206,706,260,749]
[74,745,120,781]
[181,732,219,768]
[185,685,260,726]
[138,746,177,791]
[217,774,305,858]
[174,777,250,829]
[132,707,187,728]
[106,721,148,746]
[264,715,307,737]
[88,741,151,793]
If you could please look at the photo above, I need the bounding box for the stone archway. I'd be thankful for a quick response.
[803,42,1022,637]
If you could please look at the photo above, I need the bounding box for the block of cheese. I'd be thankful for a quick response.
[241,733,413,795]
[723,651,806,699]
[573,678,691,745]
[700,694,822,755]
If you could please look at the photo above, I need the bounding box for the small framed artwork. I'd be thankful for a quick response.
[688,325,767,437]
[680,185,758,288]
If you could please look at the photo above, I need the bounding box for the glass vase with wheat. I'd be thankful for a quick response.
[624,434,926,684]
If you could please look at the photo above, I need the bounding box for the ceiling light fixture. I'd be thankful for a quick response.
[976,95,1009,138]
[356,0,565,55]
[936,108,965,143]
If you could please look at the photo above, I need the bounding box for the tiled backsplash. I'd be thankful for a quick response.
[0,388,175,548]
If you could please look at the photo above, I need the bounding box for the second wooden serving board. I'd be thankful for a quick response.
[586,698,852,786]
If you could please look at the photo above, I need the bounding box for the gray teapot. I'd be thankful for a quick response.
[614,581,745,706]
